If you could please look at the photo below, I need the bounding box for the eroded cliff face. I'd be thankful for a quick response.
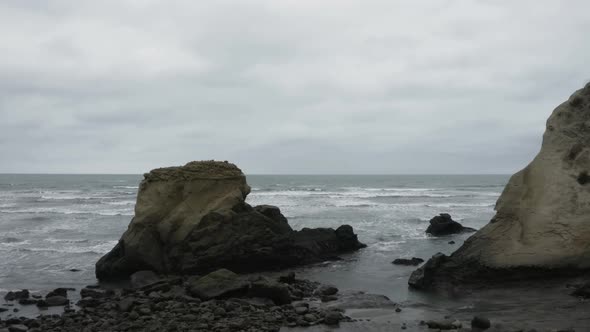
[410,83,590,289]
[96,161,365,279]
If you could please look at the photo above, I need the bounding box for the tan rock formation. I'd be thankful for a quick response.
[410,83,590,289]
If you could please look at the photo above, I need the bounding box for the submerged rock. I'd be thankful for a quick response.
[96,161,365,280]
[411,84,590,290]
[425,214,475,236]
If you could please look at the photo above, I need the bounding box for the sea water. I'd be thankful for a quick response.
[0,174,507,303]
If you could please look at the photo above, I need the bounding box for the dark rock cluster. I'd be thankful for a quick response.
[0,271,352,332]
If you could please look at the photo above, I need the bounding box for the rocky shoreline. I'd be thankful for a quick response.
[0,270,401,332]
[2,270,588,332]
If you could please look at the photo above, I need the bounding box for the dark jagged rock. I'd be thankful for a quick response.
[96,161,365,280]
[425,214,475,236]
[392,257,424,266]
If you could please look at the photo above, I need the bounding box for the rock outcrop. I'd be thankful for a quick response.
[410,83,590,289]
[96,161,365,280]
[425,214,475,236]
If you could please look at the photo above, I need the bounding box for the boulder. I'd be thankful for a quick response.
[248,276,291,305]
[410,84,590,290]
[392,257,424,266]
[96,161,365,279]
[425,214,475,236]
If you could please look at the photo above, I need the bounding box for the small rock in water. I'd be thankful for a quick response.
[392,257,425,266]
[471,316,491,330]
[395,307,402,313]
[69,269,81,272]
[448,241,456,244]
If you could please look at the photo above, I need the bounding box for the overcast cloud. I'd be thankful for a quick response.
[1,0,589,174]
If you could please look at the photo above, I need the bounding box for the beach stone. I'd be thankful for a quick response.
[426,214,475,236]
[471,316,491,330]
[130,270,160,288]
[392,257,424,266]
[4,290,29,301]
[118,298,135,312]
[80,287,106,298]
[324,311,343,325]
[248,276,291,305]
[295,307,308,315]
[46,288,69,298]
[8,325,28,332]
[188,269,249,300]
[318,285,338,296]
[303,314,317,322]
[18,299,37,305]
[95,161,365,280]
[45,296,69,306]
[426,319,455,330]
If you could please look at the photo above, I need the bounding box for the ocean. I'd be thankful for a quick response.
[0,174,508,304]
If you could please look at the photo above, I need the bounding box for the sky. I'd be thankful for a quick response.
[1,1,589,174]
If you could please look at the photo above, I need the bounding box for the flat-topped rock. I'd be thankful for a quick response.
[96,160,365,280]
[411,83,590,289]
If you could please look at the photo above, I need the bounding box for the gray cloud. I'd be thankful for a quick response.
[1,0,589,174]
